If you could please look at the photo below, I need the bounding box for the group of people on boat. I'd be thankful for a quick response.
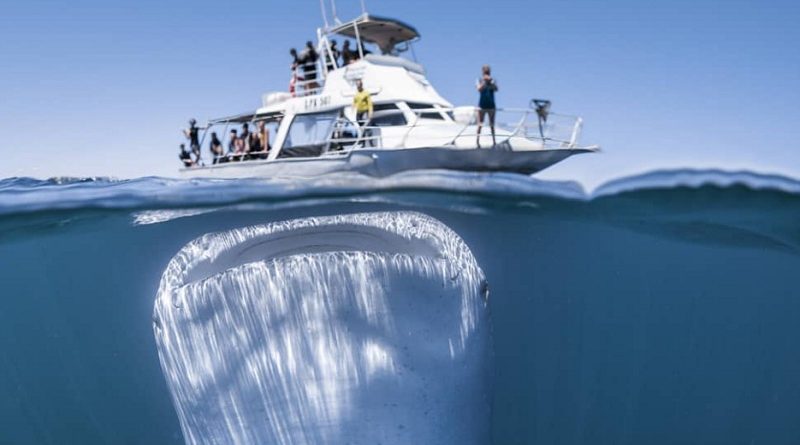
[289,39,370,96]
[179,120,273,167]
[290,41,320,95]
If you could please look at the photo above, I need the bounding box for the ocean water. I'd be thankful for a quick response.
[0,169,799,444]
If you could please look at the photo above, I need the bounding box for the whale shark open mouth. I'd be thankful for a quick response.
[153,211,491,444]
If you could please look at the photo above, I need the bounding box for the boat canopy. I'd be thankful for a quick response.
[209,111,283,125]
[329,15,420,54]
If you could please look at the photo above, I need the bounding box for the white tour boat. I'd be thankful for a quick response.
[179,4,599,179]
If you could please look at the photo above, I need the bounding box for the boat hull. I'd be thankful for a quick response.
[180,147,594,179]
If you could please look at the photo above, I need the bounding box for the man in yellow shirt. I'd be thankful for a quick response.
[352,79,373,126]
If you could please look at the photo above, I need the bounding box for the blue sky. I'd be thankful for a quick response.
[1,0,798,188]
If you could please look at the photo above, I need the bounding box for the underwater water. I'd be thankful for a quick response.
[0,169,799,444]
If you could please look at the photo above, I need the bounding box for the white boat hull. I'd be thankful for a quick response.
[180,147,594,179]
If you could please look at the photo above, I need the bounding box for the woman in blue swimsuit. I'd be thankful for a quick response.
[476,65,498,147]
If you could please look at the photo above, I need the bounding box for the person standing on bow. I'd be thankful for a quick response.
[476,65,498,147]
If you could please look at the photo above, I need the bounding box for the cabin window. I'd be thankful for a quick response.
[406,102,446,120]
[373,103,401,112]
[280,110,340,158]
[371,113,408,127]
[370,103,407,127]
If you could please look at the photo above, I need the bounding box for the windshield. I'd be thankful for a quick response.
[280,110,340,158]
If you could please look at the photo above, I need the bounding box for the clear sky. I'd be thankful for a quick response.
[1,0,798,188]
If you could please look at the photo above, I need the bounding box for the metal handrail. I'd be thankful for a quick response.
[188,106,587,168]
[327,116,383,151]
[320,105,584,158]
[292,74,324,97]
[390,106,584,149]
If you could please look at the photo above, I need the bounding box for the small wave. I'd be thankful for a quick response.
[1,169,799,217]
[0,171,586,217]
[0,176,121,189]
[593,169,800,198]
[132,208,220,225]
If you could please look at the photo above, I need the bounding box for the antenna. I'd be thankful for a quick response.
[326,0,366,24]
[330,0,339,23]
[319,0,329,28]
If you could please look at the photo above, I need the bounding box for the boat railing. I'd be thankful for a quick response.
[291,68,325,97]
[376,107,582,149]
[325,117,384,152]
[323,106,585,154]
[434,106,583,149]
[187,106,588,168]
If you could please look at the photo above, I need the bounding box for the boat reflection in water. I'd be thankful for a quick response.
[153,212,492,444]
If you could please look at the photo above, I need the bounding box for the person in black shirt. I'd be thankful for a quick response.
[342,40,357,65]
[183,118,201,163]
[326,40,340,72]
[289,48,304,96]
[179,144,195,167]
[476,65,499,147]
[227,129,239,161]
[209,132,224,164]
[360,42,371,57]
[248,131,262,160]
[241,123,251,152]
[304,41,319,65]
[302,41,320,91]
[290,48,302,74]
[256,121,270,159]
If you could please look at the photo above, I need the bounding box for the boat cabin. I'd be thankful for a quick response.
[196,13,466,164]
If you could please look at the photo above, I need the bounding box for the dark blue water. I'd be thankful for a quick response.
[0,169,798,444]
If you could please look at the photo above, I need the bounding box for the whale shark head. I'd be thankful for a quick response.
[153,211,491,444]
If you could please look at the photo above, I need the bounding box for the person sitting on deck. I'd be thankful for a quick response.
[247,130,262,160]
[256,121,270,159]
[227,129,239,161]
[241,123,251,150]
[209,132,224,164]
[179,144,195,167]
[235,125,249,160]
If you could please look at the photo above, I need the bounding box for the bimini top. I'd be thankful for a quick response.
[329,14,420,54]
